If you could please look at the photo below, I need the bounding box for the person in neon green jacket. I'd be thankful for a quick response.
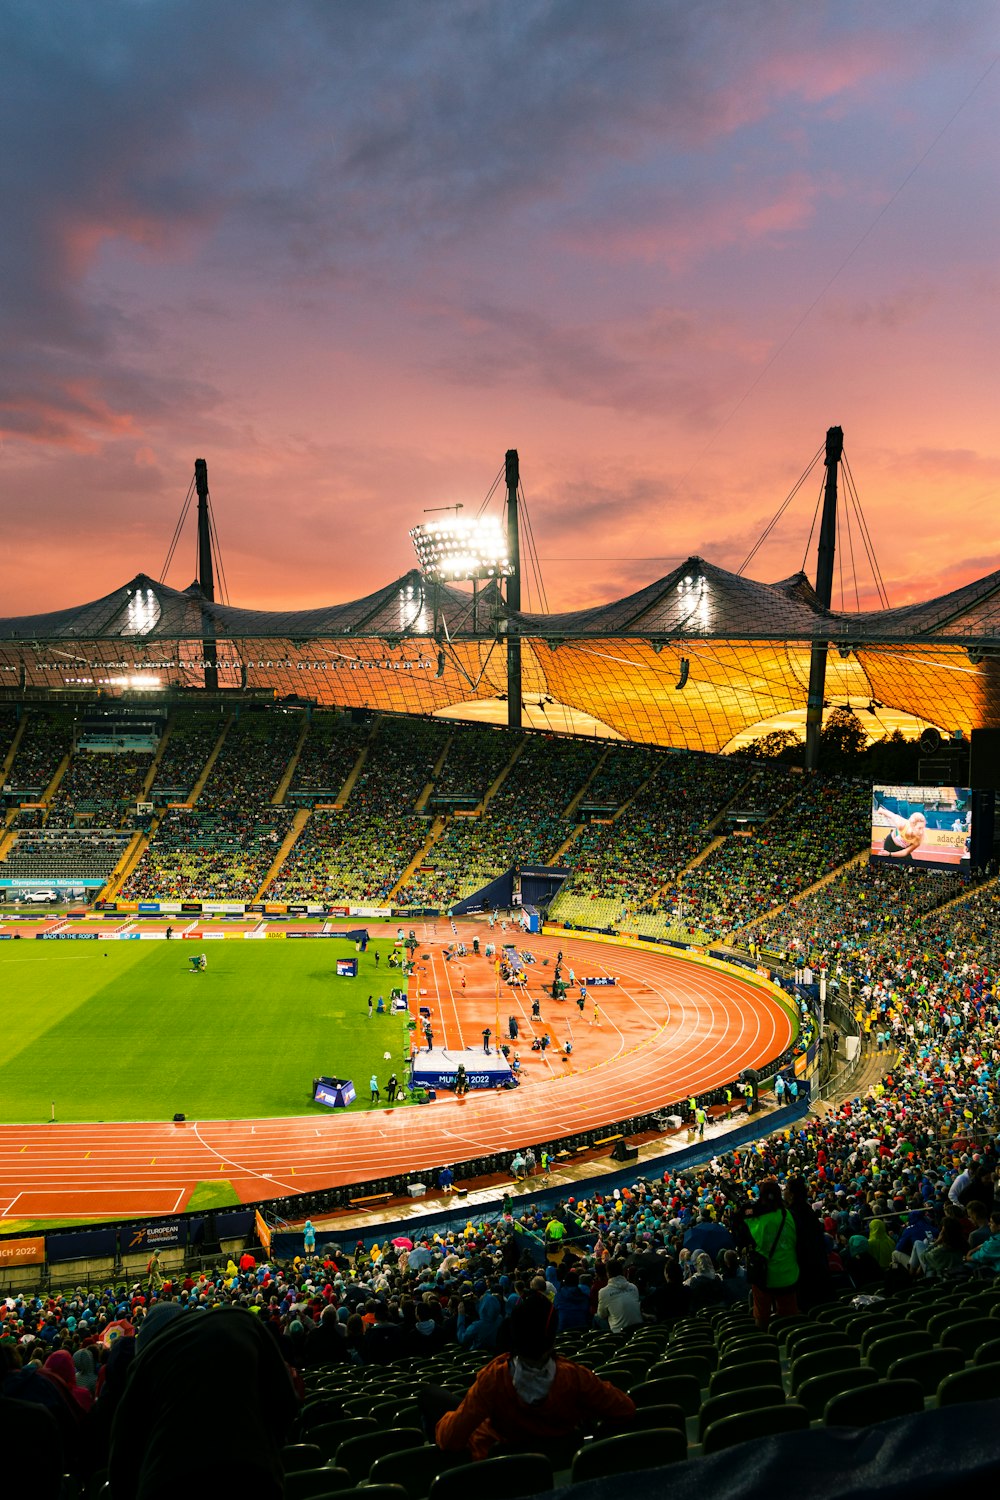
[744,1178,799,1331]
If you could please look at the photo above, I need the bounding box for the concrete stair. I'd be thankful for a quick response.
[273,717,311,805]
[737,847,868,934]
[0,819,18,864]
[415,736,452,812]
[680,834,724,875]
[479,739,525,813]
[387,816,446,902]
[41,752,71,806]
[0,716,27,787]
[336,746,368,808]
[187,716,232,805]
[140,718,174,800]
[255,807,311,902]
[549,824,583,865]
[99,821,161,903]
[564,747,610,818]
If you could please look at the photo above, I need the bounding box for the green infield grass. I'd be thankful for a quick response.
[0,938,414,1123]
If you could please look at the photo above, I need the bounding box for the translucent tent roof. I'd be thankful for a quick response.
[1,559,997,751]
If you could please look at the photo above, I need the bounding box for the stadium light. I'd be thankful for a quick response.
[410,515,513,583]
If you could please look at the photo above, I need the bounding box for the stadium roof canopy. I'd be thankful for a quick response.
[1,557,999,751]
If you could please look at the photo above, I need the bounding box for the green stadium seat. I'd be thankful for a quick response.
[335,1427,425,1484]
[865,1332,932,1378]
[702,1402,809,1454]
[709,1360,783,1398]
[937,1361,1000,1407]
[790,1344,861,1393]
[285,1469,353,1500]
[794,1366,878,1422]
[571,1429,687,1482]
[887,1346,965,1395]
[824,1379,924,1427]
[429,1454,555,1500]
[697,1386,786,1440]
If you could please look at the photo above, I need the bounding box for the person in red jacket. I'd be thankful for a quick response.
[429,1291,635,1460]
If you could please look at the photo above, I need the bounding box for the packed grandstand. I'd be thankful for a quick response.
[2,703,889,939]
[2,700,1000,1496]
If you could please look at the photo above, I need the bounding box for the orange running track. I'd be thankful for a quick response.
[0,926,793,1222]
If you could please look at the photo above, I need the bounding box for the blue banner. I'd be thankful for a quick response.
[46,1226,117,1263]
[121,1219,184,1251]
[215,1210,255,1239]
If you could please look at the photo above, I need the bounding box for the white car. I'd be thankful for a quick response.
[22,889,59,904]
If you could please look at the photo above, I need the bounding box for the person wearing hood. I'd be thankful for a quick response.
[783,1176,834,1310]
[428,1292,634,1461]
[844,1234,881,1288]
[553,1271,591,1332]
[403,1297,445,1356]
[867,1216,895,1269]
[304,1303,349,1367]
[686,1251,725,1309]
[891,1208,935,1270]
[457,1290,503,1351]
[0,1372,66,1499]
[109,1308,297,1498]
[43,1349,93,1413]
[72,1346,98,1397]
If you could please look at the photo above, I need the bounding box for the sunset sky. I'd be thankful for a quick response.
[2,0,998,621]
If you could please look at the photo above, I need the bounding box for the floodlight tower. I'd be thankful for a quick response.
[804,426,844,771]
[409,488,515,703]
[194,458,218,692]
[505,449,521,731]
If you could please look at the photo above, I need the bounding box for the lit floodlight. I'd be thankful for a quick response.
[410,515,513,582]
[122,586,161,636]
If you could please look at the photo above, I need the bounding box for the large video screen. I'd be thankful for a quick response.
[871,784,972,871]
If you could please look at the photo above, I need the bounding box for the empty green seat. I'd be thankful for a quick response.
[702,1403,809,1455]
[571,1429,687,1483]
[790,1345,860,1393]
[709,1361,783,1398]
[824,1379,923,1428]
[697,1386,786,1440]
[937,1360,1000,1407]
[795,1366,878,1422]
[888,1347,964,1395]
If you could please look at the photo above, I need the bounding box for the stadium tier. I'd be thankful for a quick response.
[0,704,991,918]
[3,694,1000,1500]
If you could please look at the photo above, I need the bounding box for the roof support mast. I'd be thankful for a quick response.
[804,425,843,771]
[505,448,522,730]
[194,458,218,692]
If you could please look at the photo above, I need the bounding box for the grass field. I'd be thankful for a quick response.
[0,939,414,1123]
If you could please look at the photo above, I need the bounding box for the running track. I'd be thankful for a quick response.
[0,927,792,1222]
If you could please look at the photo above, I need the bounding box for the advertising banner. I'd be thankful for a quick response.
[121,1219,184,1252]
[0,1235,46,1266]
[255,1210,272,1253]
